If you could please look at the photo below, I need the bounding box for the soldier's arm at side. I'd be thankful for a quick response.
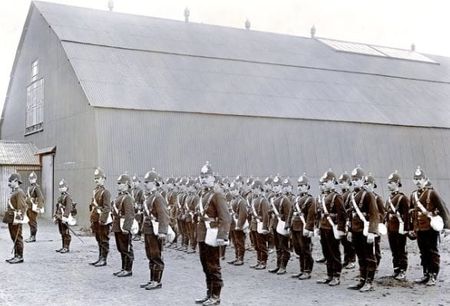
[367,193,379,234]
[305,198,316,231]
[236,199,247,229]
[215,193,231,240]
[155,196,170,234]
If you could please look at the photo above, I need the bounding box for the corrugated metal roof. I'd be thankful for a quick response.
[0,141,40,165]
[33,1,450,128]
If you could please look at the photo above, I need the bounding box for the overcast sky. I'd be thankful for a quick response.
[1,0,449,114]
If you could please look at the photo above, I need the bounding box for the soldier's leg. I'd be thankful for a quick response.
[341,236,356,267]
[206,244,223,302]
[26,209,38,240]
[359,238,377,292]
[388,231,401,275]
[426,230,440,285]
[256,232,268,268]
[196,242,212,303]
[269,230,281,272]
[317,229,333,283]
[291,231,302,276]
[416,231,429,280]
[348,232,367,289]
[63,223,71,251]
[188,221,197,252]
[374,236,381,268]
[398,233,408,273]
[235,230,245,264]
[329,234,342,285]
[302,236,314,276]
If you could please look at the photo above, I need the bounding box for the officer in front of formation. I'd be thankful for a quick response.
[25,171,44,243]
[195,161,231,306]
[347,166,379,292]
[111,174,135,277]
[3,173,27,264]
[139,168,170,290]
[89,167,111,267]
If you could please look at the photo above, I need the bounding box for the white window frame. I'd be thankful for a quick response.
[25,78,44,135]
[31,59,39,82]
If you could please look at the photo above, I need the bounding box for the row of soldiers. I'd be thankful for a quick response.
[2,163,449,305]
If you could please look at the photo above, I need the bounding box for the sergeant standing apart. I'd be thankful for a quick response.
[131,175,145,241]
[268,176,293,275]
[3,173,27,264]
[139,169,170,290]
[347,166,379,292]
[338,172,356,269]
[195,162,231,306]
[286,174,316,280]
[25,172,44,243]
[89,168,112,267]
[316,169,345,286]
[410,167,449,286]
[53,179,73,253]
[385,171,410,280]
[111,174,135,277]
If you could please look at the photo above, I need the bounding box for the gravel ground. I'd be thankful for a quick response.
[0,220,449,306]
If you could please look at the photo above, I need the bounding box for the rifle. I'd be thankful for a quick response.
[54,215,85,244]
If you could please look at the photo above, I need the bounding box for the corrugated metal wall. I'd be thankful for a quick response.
[95,108,450,203]
[0,8,98,226]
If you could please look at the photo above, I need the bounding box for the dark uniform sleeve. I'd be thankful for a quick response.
[122,195,135,231]
[280,196,293,222]
[155,195,170,234]
[305,197,316,231]
[63,195,73,218]
[366,193,379,234]
[398,195,410,231]
[213,193,231,240]
[333,194,346,232]
[430,190,450,229]
[236,199,248,229]
[260,199,270,230]
[34,186,45,208]
[99,189,111,224]
[286,201,294,228]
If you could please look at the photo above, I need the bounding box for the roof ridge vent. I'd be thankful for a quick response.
[184,7,190,23]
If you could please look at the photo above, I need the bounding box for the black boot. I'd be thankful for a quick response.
[94,257,107,267]
[203,285,221,305]
[90,247,102,265]
[195,288,211,304]
[25,235,36,243]
[146,270,163,290]
[414,268,429,284]
[426,273,437,286]
[359,271,375,292]
[140,270,153,288]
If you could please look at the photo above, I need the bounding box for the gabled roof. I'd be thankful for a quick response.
[0,141,39,165]
[32,1,450,128]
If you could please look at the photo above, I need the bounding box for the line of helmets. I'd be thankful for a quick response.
[56,161,429,193]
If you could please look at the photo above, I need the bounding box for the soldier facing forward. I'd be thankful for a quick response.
[194,162,231,306]
[3,173,27,264]
[139,169,170,290]
[25,172,44,243]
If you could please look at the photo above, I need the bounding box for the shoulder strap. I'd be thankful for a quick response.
[351,192,367,222]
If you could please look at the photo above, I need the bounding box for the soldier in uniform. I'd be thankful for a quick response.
[185,178,199,254]
[25,172,44,243]
[347,166,379,292]
[338,172,356,269]
[410,167,449,286]
[165,177,179,248]
[268,176,293,275]
[111,174,135,277]
[316,169,346,286]
[3,173,27,264]
[227,182,248,266]
[53,179,73,253]
[286,174,316,280]
[385,171,410,280]
[89,168,112,267]
[194,162,231,306]
[176,178,188,251]
[364,173,386,268]
[263,176,275,253]
[139,169,170,290]
[131,175,145,241]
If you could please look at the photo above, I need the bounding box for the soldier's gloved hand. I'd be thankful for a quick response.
[337,230,345,238]
[366,233,375,244]
[216,239,226,246]
[158,233,167,242]
[347,232,352,242]
[303,229,313,238]
[261,229,269,235]
[314,228,320,237]
[235,227,241,231]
